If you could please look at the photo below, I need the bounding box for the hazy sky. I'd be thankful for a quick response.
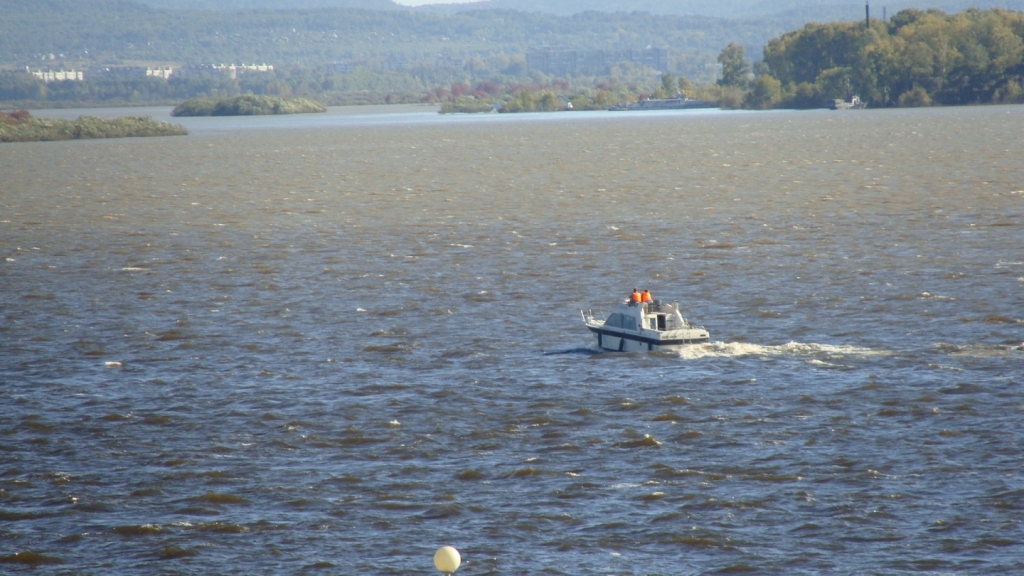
[391,0,483,5]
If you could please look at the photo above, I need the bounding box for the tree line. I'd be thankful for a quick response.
[440,8,1024,111]
[736,8,1024,108]
[0,60,702,109]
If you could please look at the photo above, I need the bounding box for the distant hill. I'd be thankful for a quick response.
[0,0,787,67]
[134,0,399,8]
[124,0,1024,28]
[128,0,1024,19]
[3,0,155,14]
[429,0,1024,21]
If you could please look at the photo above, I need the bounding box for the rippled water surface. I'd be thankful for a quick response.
[2,105,1023,575]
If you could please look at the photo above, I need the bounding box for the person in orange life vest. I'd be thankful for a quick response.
[630,288,641,304]
[641,289,652,303]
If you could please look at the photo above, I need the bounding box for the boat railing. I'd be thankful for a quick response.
[580,308,608,325]
[680,317,706,330]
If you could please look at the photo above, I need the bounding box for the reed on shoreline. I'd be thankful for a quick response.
[0,110,187,142]
[171,95,326,117]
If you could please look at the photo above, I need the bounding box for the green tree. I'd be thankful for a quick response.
[537,91,562,111]
[718,43,749,87]
[815,67,855,99]
[744,74,782,109]
[658,72,676,97]
[897,85,932,106]
[786,81,822,109]
[761,8,1024,108]
[993,78,1024,102]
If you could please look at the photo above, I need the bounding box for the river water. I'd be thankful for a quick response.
[2,105,1022,575]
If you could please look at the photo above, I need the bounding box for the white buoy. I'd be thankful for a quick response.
[433,546,461,575]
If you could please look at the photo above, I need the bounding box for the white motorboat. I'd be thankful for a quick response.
[582,299,709,352]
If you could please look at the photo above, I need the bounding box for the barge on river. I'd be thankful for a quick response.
[607,95,716,111]
[582,299,709,352]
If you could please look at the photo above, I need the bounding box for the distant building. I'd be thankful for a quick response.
[526,49,579,76]
[146,67,174,79]
[27,67,84,82]
[95,66,175,79]
[527,46,669,75]
[212,63,275,79]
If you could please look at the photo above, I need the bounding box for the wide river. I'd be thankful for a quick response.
[2,104,1022,575]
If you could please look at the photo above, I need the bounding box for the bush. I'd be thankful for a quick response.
[171,97,219,116]
[744,75,783,109]
[172,95,326,116]
[0,111,187,142]
[500,89,569,113]
[439,97,496,113]
[993,80,1024,103]
[0,109,31,125]
[784,82,824,109]
[897,86,932,107]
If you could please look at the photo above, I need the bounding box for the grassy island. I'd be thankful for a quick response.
[172,95,327,117]
[0,110,187,143]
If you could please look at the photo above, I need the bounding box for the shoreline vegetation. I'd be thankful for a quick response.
[438,82,734,114]
[0,110,187,143]
[171,95,327,116]
[444,8,1024,113]
[744,8,1024,110]
[2,9,1022,115]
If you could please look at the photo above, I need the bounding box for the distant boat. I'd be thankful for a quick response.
[830,94,866,110]
[582,298,709,352]
[608,94,716,111]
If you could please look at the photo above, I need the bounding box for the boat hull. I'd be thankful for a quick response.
[587,325,709,352]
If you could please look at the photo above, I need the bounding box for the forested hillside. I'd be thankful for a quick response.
[136,0,399,9]
[0,0,773,106]
[0,0,778,72]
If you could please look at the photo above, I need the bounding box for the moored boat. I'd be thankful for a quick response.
[582,297,709,352]
[830,94,866,109]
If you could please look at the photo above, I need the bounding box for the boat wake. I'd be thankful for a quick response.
[673,341,888,361]
[545,347,604,356]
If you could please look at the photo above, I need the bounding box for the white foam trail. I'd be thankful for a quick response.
[675,341,887,360]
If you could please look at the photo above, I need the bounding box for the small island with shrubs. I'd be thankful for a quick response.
[172,95,327,117]
[0,110,187,143]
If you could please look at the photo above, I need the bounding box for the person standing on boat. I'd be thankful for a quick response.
[631,288,641,304]
[641,289,652,303]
